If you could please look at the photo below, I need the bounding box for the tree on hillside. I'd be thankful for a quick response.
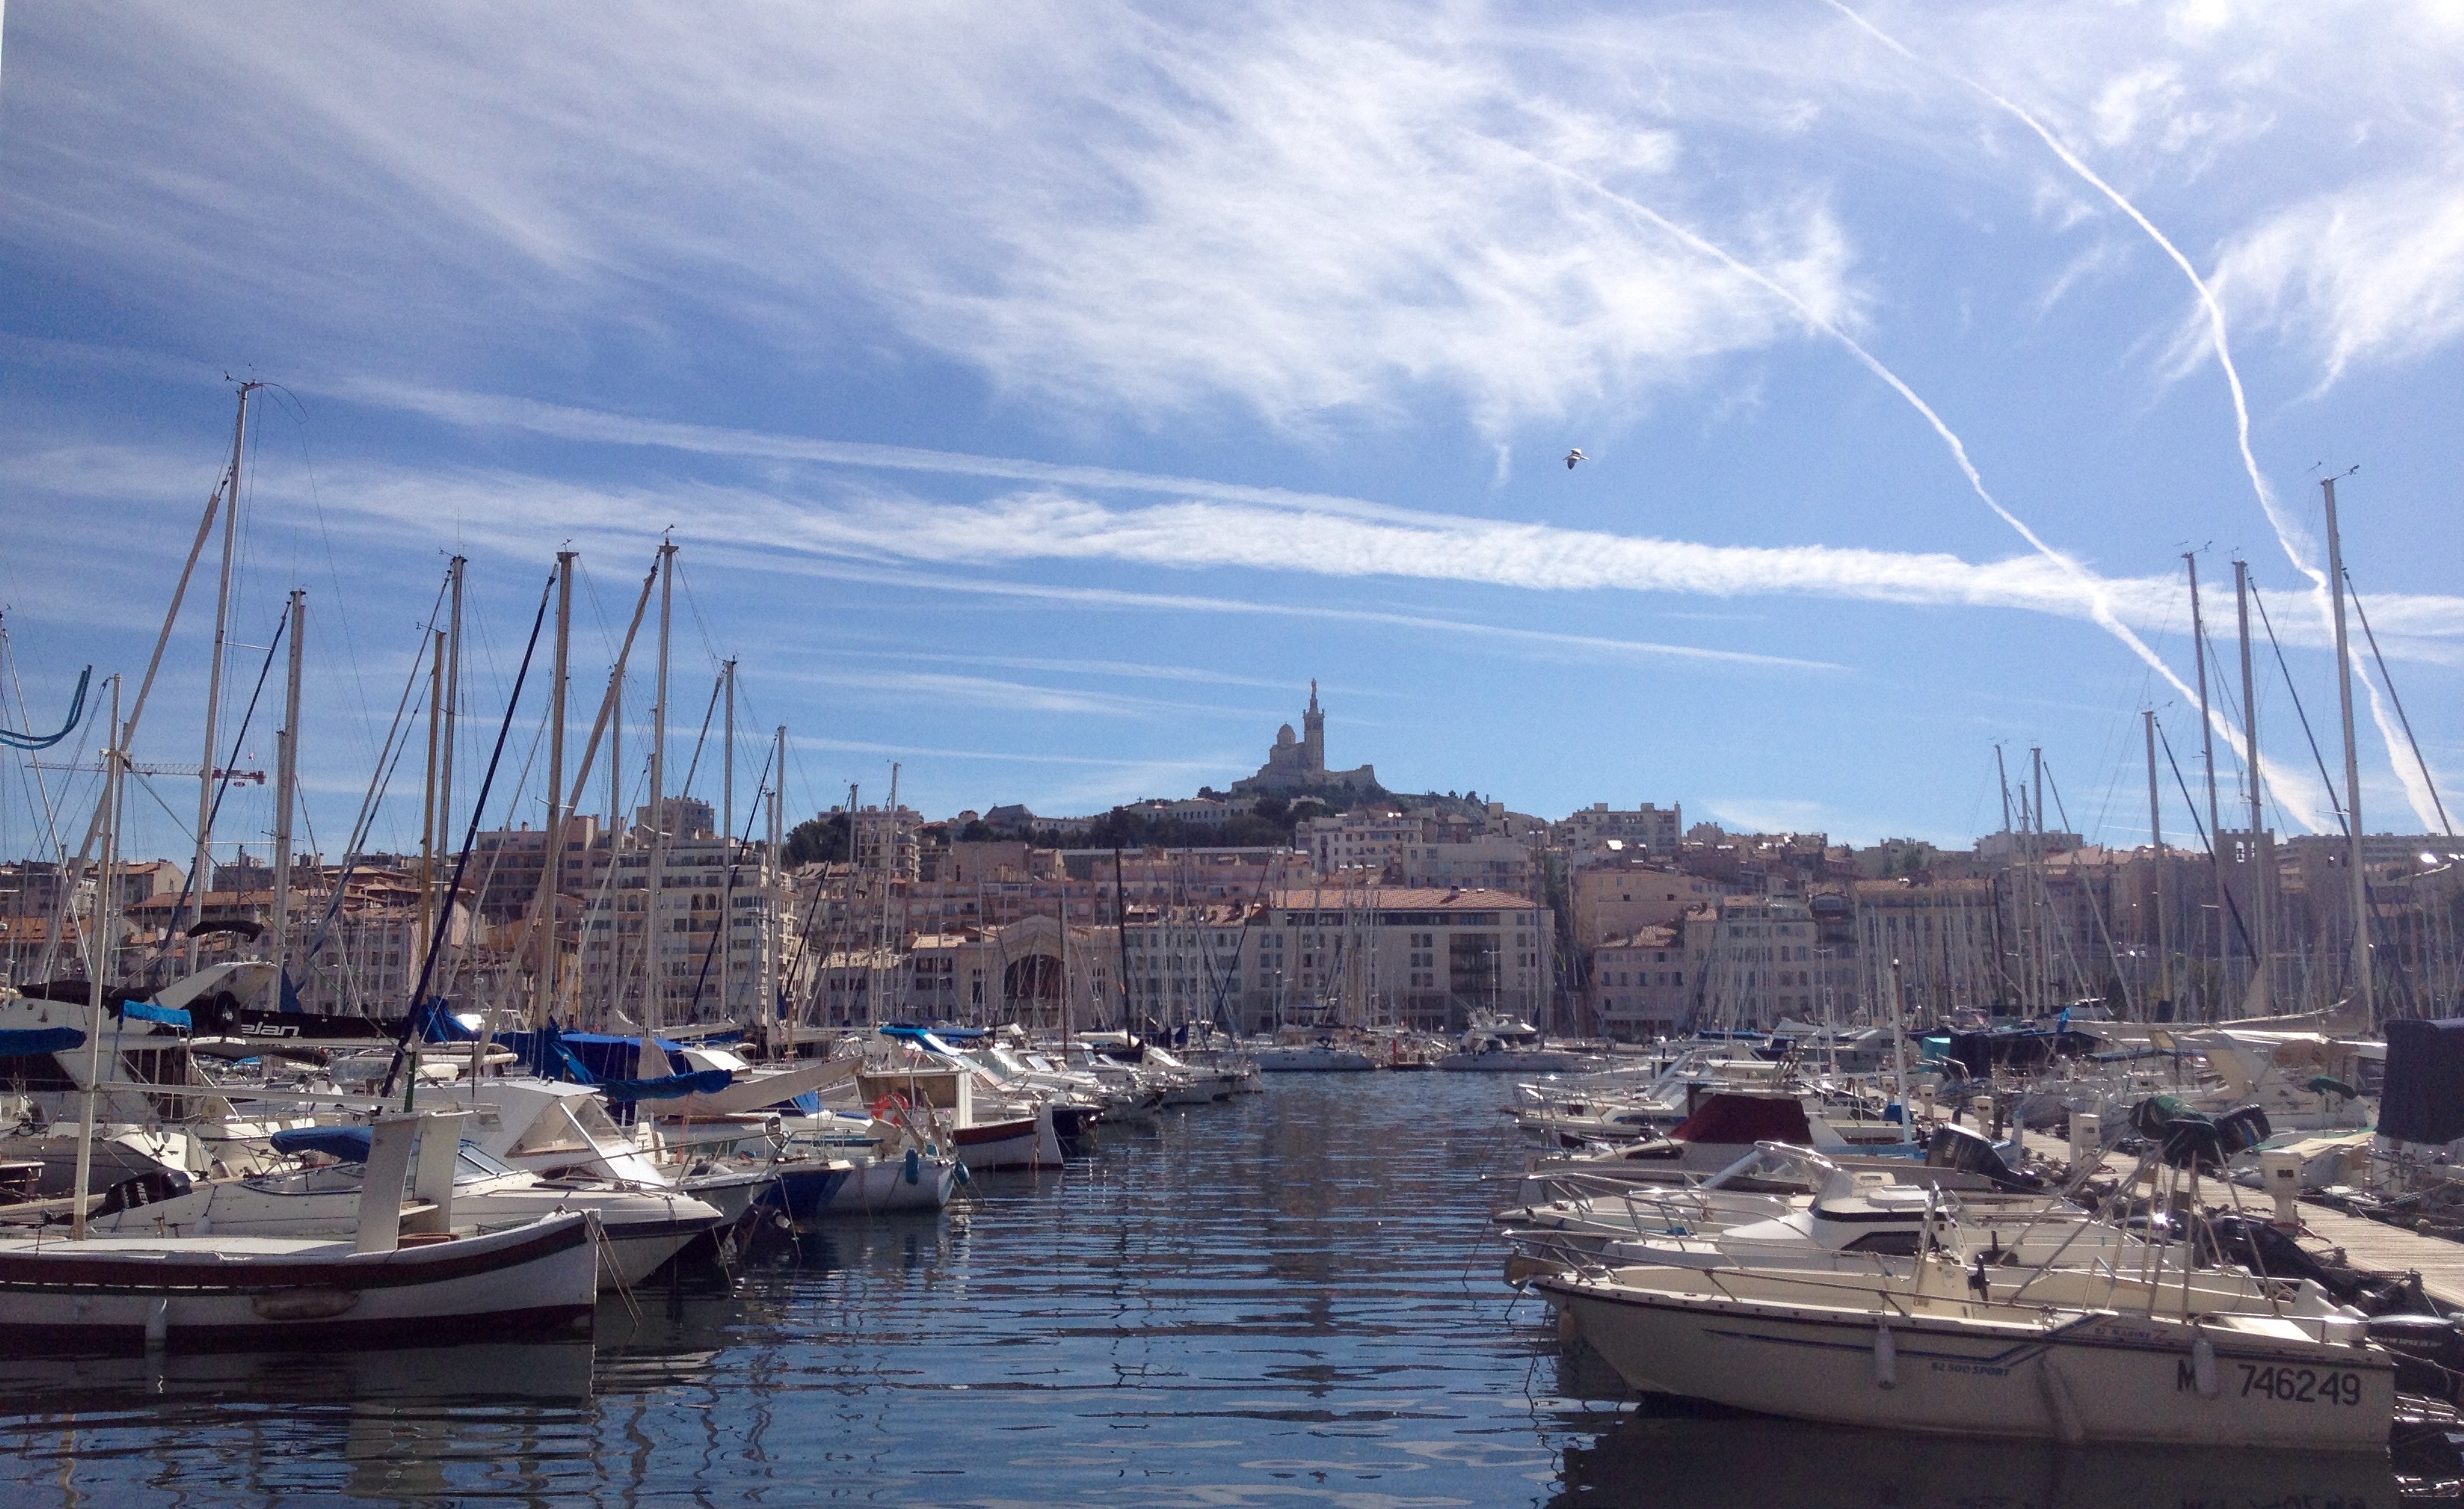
[785,811,851,866]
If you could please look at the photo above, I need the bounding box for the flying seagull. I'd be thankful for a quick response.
[1564,448,1586,470]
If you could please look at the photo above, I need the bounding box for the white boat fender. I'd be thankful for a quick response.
[143,1295,169,1350]
[1873,1320,1896,1388]
[2191,1331,2219,1399]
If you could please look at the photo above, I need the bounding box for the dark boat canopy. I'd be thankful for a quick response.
[2380,1018,2464,1145]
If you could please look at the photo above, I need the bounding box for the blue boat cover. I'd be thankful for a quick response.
[2381,1018,2464,1144]
[0,1027,85,1055]
[115,999,192,1029]
[269,1125,374,1161]
[879,1023,987,1041]
[598,1068,734,1103]
[408,998,476,1042]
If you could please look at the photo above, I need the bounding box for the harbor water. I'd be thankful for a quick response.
[0,1073,2412,1506]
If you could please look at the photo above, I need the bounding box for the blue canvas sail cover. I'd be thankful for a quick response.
[112,999,191,1029]
[0,1027,85,1055]
[269,1125,374,1162]
[2379,1018,2464,1144]
[408,998,477,1042]
[597,1068,733,1103]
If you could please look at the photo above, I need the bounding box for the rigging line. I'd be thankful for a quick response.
[2248,582,2348,834]
[32,471,233,986]
[126,771,200,848]
[2153,719,2257,966]
[0,665,88,752]
[382,565,556,1096]
[0,624,69,864]
[298,593,451,969]
[676,671,724,803]
[672,553,728,672]
[159,601,291,941]
[261,383,380,768]
[438,691,553,1003]
[2345,569,2454,837]
[682,740,779,1021]
[2043,760,2074,836]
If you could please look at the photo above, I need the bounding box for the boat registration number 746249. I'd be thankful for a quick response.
[2217,1364,2366,1406]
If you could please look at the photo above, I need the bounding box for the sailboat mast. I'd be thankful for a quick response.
[2321,478,2373,1024]
[645,539,676,1043]
[2235,560,2269,1014]
[189,383,254,968]
[2186,556,2223,862]
[72,675,122,1242]
[721,658,735,1017]
[439,555,464,899]
[535,551,574,1028]
[270,590,305,971]
[2145,710,2170,1018]
[876,762,899,1023]
[1113,845,1132,1032]
[417,629,443,975]
[765,723,784,1049]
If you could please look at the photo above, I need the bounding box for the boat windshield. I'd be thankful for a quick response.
[454,1140,519,1184]
[1701,1141,1839,1194]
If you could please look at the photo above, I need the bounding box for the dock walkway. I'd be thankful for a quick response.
[2012,1126,2464,1307]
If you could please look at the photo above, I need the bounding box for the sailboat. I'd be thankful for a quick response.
[4,664,596,1350]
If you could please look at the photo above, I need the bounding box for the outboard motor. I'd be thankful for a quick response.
[1925,1123,2039,1191]
[91,1167,193,1217]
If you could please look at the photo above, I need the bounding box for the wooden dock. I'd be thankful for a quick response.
[2293,1200,2464,1308]
[2010,1126,2464,1307]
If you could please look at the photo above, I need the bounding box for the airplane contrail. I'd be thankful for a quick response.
[1825,0,2440,830]
[1514,143,2333,830]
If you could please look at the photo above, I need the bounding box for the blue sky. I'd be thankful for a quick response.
[2,1,2459,864]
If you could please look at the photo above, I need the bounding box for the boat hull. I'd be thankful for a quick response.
[0,1213,600,1355]
[955,1107,1064,1171]
[1253,1050,1376,1072]
[823,1154,958,1214]
[1540,1271,2395,1452]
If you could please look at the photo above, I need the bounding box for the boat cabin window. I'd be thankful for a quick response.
[512,1103,598,1156]
[1701,1143,1837,1195]
[454,1141,519,1184]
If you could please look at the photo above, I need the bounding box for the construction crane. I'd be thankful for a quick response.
[32,759,266,784]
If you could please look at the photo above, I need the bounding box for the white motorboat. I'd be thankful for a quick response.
[1436,1013,1597,1073]
[1535,1258,2396,1450]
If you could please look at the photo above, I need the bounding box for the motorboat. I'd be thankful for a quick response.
[1436,1013,1597,1073]
[1535,1256,2395,1450]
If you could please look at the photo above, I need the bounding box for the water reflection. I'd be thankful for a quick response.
[1555,1405,2403,1509]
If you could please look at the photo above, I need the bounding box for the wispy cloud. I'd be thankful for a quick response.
[761,667,1258,722]
[17,435,2464,670]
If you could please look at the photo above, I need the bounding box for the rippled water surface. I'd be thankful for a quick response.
[0,1075,2416,1506]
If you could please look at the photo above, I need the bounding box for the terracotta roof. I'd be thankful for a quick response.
[1265,885,1537,910]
